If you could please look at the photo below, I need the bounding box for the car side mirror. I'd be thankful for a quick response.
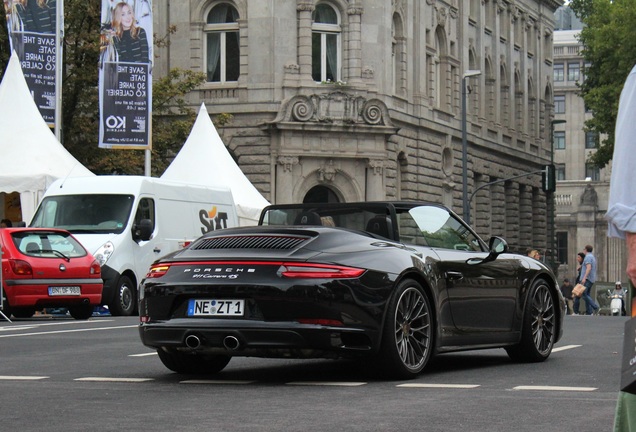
[467,236,509,265]
[133,218,153,241]
[489,236,508,254]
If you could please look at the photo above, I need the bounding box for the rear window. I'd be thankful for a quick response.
[12,231,88,259]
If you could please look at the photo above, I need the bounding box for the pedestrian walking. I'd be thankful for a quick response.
[580,245,600,315]
[573,252,586,315]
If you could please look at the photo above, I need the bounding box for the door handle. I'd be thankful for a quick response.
[153,247,161,253]
[446,271,463,280]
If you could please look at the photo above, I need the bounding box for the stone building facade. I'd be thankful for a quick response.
[153,0,562,253]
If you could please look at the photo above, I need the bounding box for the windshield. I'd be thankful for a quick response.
[30,194,134,234]
[404,205,484,251]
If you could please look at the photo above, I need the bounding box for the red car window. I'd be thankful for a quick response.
[11,231,87,259]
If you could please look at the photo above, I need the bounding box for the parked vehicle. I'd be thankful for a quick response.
[138,201,564,379]
[30,176,238,316]
[0,228,103,320]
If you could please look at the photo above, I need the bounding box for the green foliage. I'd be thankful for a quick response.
[0,3,207,176]
[570,0,636,168]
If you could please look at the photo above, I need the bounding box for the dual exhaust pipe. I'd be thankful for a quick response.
[184,334,241,351]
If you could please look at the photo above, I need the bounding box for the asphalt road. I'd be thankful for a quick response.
[0,314,629,432]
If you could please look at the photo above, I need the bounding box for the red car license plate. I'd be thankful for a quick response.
[48,286,81,296]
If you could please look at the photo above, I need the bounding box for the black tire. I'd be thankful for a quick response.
[11,307,35,319]
[157,349,231,374]
[1,299,13,319]
[378,279,433,379]
[506,279,556,362]
[108,275,136,316]
[69,304,93,320]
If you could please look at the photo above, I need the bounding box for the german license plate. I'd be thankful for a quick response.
[48,286,81,296]
[187,299,244,317]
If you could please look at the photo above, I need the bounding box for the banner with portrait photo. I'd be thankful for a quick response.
[99,0,153,149]
[3,0,58,126]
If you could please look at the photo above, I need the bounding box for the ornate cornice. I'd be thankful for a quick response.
[272,91,395,128]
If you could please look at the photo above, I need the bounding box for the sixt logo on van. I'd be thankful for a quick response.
[200,206,229,234]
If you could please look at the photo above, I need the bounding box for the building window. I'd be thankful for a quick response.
[556,165,566,180]
[553,63,564,82]
[567,62,580,81]
[554,131,566,149]
[312,4,341,83]
[556,231,568,265]
[554,95,565,114]
[205,3,240,83]
[585,163,600,181]
[585,131,599,149]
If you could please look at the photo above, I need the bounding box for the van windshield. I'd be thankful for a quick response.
[30,194,134,234]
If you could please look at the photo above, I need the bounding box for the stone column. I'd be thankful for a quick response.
[346,2,364,85]
[297,1,315,82]
[366,159,385,201]
[519,184,533,248]
[276,156,299,203]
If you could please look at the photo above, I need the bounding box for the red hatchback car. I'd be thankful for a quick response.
[1,228,103,320]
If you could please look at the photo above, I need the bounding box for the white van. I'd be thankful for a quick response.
[30,176,238,315]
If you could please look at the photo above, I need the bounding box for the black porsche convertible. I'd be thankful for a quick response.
[138,201,564,379]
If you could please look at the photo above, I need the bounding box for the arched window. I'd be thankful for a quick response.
[312,4,341,82]
[304,185,340,203]
[392,13,406,96]
[205,3,240,83]
[434,26,448,110]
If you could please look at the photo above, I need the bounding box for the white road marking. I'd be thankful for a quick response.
[0,375,49,380]
[0,324,138,338]
[0,320,113,332]
[129,352,157,357]
[397,383,480,389]
[286,381,367,387]
[74,377,154,383]
[552,344,582,352]
[181,380,255,385]
[512,385,597,392]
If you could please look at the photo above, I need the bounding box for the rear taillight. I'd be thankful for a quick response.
[90,259,102,275]
[9,259,33,276]
[279,263,365,279]
[146,264,170,278]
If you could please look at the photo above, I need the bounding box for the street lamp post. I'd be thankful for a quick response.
[462,70,481,224]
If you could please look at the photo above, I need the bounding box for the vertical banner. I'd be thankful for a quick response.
[99,0,153,149]
[3,0,57,126]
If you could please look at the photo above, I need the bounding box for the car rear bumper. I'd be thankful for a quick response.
[139,319,379,358]
[3,280,103,307]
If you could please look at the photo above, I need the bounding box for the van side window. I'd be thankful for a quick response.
[134,198,155,231]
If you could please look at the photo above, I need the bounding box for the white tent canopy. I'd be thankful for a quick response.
[161,104,270,226]
[0,52,94,222]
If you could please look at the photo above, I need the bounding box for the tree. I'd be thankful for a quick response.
[569,0,636,168]
[0,1,206,175]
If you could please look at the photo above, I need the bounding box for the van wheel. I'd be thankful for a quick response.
[108,275,136,316]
